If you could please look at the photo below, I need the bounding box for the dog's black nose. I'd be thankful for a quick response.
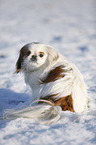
[31,55,37,61]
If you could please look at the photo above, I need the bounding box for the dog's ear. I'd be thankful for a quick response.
[16,53,23,73]
[15,45,30,73]
[47,46,59,65]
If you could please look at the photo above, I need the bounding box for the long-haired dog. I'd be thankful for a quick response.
[5,42,88,124]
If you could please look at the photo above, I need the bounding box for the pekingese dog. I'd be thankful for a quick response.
[5,42,88,124]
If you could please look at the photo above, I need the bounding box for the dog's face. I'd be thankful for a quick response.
[16,42,59,73]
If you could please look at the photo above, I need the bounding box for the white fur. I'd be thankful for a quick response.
[4,103,61,124]
[23,43,88,113]
[4,43,88,124]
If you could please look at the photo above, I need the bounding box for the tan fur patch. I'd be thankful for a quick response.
[41,94,74,112]
[41,65,66,84]
[55,95,74,112]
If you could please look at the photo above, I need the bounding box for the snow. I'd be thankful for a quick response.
[0,0,96,144]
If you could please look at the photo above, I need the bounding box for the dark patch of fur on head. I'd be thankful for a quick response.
[16,45,30,73]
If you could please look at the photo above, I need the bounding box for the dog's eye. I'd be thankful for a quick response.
[40,54,44,58]
[26,51,31,56]
[39,52,44,58]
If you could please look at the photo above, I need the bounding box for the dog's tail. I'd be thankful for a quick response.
[3,100,61,124]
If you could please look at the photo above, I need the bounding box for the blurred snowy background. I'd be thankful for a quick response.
[0,0,96,145]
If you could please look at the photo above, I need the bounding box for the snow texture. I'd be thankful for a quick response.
[0,0,96,144]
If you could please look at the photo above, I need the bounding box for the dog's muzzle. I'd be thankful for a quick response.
[31,55,37,62]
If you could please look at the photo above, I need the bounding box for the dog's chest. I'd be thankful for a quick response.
[24,71,41,87]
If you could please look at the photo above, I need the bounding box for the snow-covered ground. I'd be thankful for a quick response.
[0,0,96,144]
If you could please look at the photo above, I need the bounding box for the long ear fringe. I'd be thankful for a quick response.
[47,46,59,65]
[3,100,61,124]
